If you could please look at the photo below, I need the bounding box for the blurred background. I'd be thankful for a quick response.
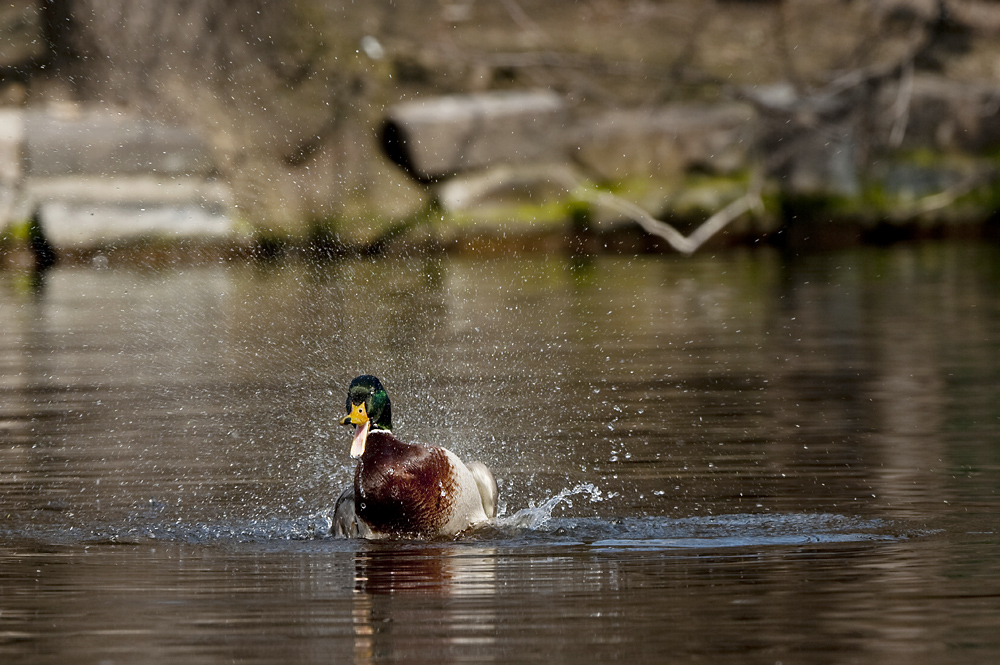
[3,0,1000,261]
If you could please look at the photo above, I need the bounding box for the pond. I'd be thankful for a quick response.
[1,241,999,663]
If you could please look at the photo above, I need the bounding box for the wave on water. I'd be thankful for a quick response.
[482,483,907,550]
[4,482,912,551]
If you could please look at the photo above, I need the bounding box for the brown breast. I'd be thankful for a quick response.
[354,431,458,535]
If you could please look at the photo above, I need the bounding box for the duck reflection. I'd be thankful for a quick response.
[351,545,497,664]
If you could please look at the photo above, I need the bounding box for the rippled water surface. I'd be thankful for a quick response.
[2,242,999,663]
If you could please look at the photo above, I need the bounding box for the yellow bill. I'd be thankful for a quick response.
[340,401,370,458]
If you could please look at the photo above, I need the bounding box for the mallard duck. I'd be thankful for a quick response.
[333,375,498,538]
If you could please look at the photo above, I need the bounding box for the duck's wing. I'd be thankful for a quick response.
[333,485,374,538]
[333,485,359,537]
[466,460,498,519]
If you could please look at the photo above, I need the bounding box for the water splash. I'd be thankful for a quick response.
[2,506,915,553]
[1,481,915,552]
[500,483,611,530]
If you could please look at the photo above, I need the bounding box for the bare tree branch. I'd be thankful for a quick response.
[547,171,764,255]
[888,60,914,147]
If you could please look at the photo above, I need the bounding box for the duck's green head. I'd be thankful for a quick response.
[339,375,392,457]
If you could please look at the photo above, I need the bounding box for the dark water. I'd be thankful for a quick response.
[1,242,999,664]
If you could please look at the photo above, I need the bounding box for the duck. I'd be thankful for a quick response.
[332,375,498,538]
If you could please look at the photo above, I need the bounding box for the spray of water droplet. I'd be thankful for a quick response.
[499,483,607,530]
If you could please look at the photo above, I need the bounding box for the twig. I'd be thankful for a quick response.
[912,172,990,214]
[499,0,547,43]
[576,187,763,255]
[551,171,764,255]
[889,60,914,147]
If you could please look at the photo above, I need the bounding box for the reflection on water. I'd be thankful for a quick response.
[1,241,999,663]
[351,546,499,664]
